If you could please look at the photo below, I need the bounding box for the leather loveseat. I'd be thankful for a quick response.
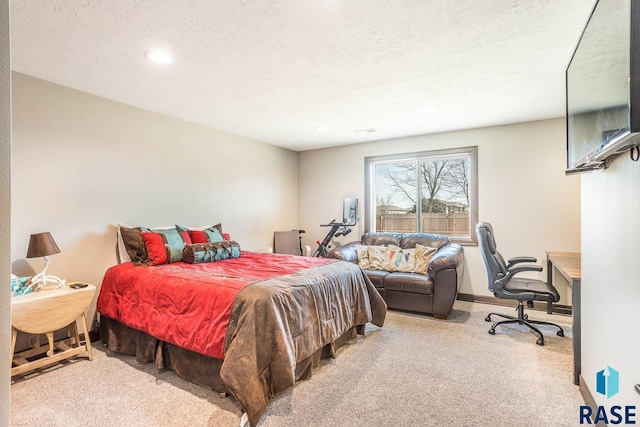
[327,232,465,319]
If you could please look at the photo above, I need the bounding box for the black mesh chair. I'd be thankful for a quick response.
[476,222,564,346]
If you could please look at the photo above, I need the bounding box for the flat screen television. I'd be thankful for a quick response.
[566,0,640,173]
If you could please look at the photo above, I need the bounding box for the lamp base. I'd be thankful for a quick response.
[26,255,66,292]
[30,275,66,291]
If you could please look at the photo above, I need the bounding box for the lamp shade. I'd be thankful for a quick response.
[26,232,60,258]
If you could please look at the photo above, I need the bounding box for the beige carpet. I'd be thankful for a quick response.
[11,301,583,426]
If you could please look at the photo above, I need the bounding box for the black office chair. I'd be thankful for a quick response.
[476,222,564,346]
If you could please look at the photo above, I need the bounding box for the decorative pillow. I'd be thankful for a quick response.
[355,244,371,269]
[176,224,225,244]
[378,246,404,271]
[187,230,208,244]
[367,245,400,270]
[119,226,149,264]
[151,227,190,263]
[182,241,241,264]
[141,228,190,265]
[179,231,192,245]
[141,231,169,265]
[414,243,438,275]
[393,248,416,273]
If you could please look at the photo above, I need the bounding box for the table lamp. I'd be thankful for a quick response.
[26,232,66,290]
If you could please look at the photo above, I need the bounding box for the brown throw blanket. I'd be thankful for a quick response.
[221,260,387,426]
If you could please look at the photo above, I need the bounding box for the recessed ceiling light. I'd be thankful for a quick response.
[314,126,328,132]
[144,50,173,64]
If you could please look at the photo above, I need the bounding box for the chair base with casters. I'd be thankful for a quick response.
[485,300,564,346]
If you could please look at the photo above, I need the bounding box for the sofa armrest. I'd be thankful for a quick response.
[427,243,464,276]
[326,241,360,263]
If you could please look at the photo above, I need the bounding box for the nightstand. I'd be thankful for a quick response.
[11,282,96,377]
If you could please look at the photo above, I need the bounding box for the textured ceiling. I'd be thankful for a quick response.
[9,0,596,151]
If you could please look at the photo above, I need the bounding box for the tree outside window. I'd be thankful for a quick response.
[365,147,478,245]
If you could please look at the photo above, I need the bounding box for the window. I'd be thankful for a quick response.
[364,146,478,245]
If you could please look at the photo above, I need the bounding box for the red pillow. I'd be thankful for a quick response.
[188,230,209,244]
[186,230,230,243]
[141,232,167,265]
[179,231,192,245]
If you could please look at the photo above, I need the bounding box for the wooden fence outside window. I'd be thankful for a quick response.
[376,213,469,235]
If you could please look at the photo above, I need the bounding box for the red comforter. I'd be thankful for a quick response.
[98,251,387,425]
[97,252,335,360]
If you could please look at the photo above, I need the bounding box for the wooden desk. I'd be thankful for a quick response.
[11,283,95,377]
[546,252,581,385]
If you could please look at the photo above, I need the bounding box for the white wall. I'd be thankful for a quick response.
[581,153,640,406]
[298,118,581,297]
[10,73,299,325]
[0,0,11,423]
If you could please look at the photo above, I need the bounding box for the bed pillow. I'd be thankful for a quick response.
[355,244,371,269]
[182,241,241,264]
[119,226,149,264]
[414,243,438,275]
[176,224,225,244]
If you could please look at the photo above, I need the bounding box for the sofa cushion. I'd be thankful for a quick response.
[362,269,389,288]
[400,233,451,250]
[384,273,434,295]
[361,233,403,247]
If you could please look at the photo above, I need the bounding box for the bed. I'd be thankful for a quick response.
[97,250,386,426]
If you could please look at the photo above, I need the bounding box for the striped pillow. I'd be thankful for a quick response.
[176,224,225,244]
[142,228,191,265]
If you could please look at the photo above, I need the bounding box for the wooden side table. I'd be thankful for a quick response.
[11,282,96,377]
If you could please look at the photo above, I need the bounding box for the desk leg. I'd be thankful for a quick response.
[546,257,553,314]
[573,280,581,385]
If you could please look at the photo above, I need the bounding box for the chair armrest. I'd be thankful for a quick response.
[326,241,360,263]
[506,256,537,269]
[495,264,543,289]
[427,244,464,277]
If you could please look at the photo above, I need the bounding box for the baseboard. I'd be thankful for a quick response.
[580,375,607,427]
[457,293,572,315]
